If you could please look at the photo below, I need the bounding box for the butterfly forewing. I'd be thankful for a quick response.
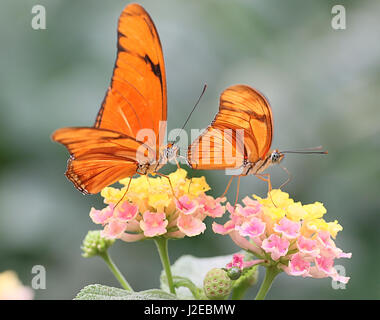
[95,4,167,157]
[188,85,273,170]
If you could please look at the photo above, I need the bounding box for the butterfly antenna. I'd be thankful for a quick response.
[281,146,328,154]
[172,84,207,145]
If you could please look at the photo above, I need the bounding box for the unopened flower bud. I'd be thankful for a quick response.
[81,230,115,258]
[203,268,232,300]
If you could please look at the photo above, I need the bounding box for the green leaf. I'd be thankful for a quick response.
[74,284,178,300]
[160,254,234,299]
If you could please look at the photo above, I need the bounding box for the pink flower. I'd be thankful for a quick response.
[226,253,245,269]
[177,214,206,236]
[176,195,198,215]
[140,211,168,237]
[308,266,350,284]
[239,206,261,217]
[311,256,350,284]
[229,230,263,255]
[338,251,352,259]
[212,221,235,235]
[242,197,262,213]
[212,204,244,235]
[115,202,138,221]
[317,231,352,259]
[120,233,145,242]
[227,203,253,218]
[297,236,319,257]
[226,253,264,270]
[274,218,300,239]
[261,234,290,261]
[317,230,334,248]
[286,253,311,277]
[315,255,334,274]
[102,219,127,239]
[199,196,225,218]
[90,205,114,225]
[235,217,266,238]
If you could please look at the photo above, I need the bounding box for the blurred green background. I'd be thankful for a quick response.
[0,0,379,299]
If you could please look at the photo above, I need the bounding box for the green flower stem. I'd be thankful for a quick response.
[154,237,175,294]
[254,266,280,300]
[100,251,133,292]
[173,276,202,299]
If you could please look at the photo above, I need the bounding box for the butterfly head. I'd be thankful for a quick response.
[161,142,179,163]
[269,149,284,164]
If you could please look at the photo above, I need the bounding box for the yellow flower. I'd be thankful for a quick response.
[148,193,171,211]
[168,168,188,187]
[101,187,124,204]
[183,176,211,197]
[262,206,286,222]
[302,218,341,238]
[260,206,286,233]
[303,202,327,220]
[254,189,294,209]
[287,202,308,221]
[327,220,343,238]
[302,218,329,236]
[128,175,150,193]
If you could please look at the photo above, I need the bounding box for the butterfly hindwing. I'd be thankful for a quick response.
[52,127,154,194]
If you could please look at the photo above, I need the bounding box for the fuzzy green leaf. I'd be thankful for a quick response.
[160,254,233,299]
[74,284,178,300]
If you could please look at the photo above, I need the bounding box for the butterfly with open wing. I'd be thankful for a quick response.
[187,84,327,204]
[52,3,178,195]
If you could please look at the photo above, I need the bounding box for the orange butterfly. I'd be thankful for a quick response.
[52,4,177,195]
[187,84,326,203]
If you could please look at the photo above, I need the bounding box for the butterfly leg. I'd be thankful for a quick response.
[155,172,179,201]
[279,165,292,189]
[255,173,272,193]
[234,175,242,208]
[114,177,133,210]
[255,173,279,207]
[221,175,236,198]
[187,177,193,194]
[174,157,181,170]
[146,175,152,187]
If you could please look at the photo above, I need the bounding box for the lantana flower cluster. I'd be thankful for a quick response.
[90,169,226,241]
[214,189,352,283]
